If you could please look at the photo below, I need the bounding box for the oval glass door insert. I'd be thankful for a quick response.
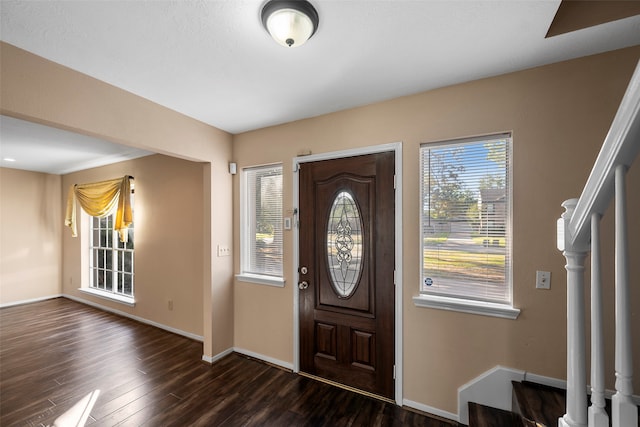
[326,190,363,298]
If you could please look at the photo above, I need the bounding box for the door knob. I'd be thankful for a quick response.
[298,281,309,290]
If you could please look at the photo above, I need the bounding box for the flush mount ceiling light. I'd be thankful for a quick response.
[261,0,319,48]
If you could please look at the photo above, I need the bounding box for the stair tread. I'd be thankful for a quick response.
[468,402,532,427]
[512,381,566,426]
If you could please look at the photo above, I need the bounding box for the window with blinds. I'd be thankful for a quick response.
[420,133,512,304]
[241,164,283,278]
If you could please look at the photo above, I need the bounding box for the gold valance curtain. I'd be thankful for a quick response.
[64,175,133,242]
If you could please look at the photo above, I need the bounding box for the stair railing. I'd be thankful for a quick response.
[557,59,640,427]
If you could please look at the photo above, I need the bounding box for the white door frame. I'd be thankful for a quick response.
[292,142,403,405]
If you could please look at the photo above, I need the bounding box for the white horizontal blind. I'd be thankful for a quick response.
[243,165,283,277]
[420,133,511,304]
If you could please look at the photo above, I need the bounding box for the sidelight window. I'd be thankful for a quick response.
[237,164,284,286]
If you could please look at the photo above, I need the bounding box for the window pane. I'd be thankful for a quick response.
[124,252,133,273]
[105,270,112,291]
[117,272,125,294]
[105,250,112,270]
[126,233,134,250]
[243,165,283,277]
[97,269,104,289]
[123,274,132,296]
[420,135,511,304]
[100,228,107,247]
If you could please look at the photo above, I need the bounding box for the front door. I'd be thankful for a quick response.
[298,151,395,400]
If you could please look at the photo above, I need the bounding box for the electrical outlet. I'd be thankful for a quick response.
[217,245,231,257]
[536,271,551,289]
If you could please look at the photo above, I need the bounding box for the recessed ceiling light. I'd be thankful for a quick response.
[3,158,16,162]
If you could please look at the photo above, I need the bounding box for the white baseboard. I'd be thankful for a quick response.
[232,347,294,371]
[524,371,567,390]
[62,294,204,342]
[403,399,459,423]
[202,348,234,364]
[0,294,62,308]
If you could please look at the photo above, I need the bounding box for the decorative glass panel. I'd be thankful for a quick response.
[327,191,363,298]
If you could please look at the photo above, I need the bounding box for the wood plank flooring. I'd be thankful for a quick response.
[1,298,457,426]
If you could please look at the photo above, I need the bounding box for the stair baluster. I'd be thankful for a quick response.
[611,165,637,427]
[558,200,588,427]
[588,213,608,427]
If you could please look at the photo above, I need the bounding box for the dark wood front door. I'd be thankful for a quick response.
[298,151,395,400]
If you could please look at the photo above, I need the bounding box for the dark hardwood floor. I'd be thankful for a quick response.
[1,298,457,426]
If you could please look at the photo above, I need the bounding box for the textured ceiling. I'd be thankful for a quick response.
[1,0,640,174]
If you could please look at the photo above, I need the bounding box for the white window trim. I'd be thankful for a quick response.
[235,273,285,287]
[416,133,518,319]
[413,294,519,319]
[79,286,136,307]
[238,163,285,286]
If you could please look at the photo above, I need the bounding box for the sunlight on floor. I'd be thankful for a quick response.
[47,390,100,427]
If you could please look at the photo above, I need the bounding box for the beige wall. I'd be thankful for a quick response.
[233,47,640,413]
[0,42,234,358]
[0,168,62,305]
[61,155,204,336]
[1,38,639,418]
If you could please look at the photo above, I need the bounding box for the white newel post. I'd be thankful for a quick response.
[589,213,608,427]
[558,199,588,427]
[612,164,637,427]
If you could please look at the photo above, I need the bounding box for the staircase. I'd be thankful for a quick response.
[467,381,640,427]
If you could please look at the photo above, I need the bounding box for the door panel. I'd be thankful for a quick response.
[299,151,395,399]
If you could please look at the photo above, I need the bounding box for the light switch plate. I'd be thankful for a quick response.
[536,271,551,289]
[217,245,231,257]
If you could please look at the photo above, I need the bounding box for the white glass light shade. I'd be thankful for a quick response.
[266,7,314,47]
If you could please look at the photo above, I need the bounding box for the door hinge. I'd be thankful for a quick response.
[393,174,397,189]
[393,270,396,285]
[393,365,396,380]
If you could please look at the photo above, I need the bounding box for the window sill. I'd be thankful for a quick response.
[413,294,520,320]
[235,273,285,288]
[79,288,136,307]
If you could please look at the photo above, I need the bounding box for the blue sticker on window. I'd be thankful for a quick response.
[424,277,433,287]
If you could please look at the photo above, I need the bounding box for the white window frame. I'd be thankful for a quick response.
[236,163,285,287]
[413,133,519,319]
[79,197,135,306]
